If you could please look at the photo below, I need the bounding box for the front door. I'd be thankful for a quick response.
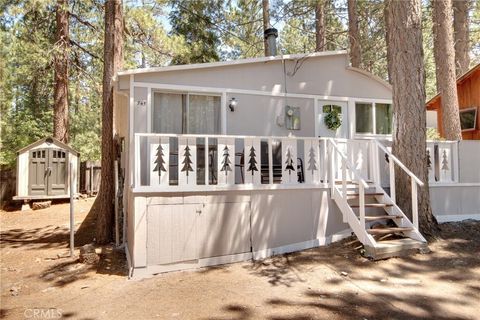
[29,148,67,196]
[316,100,348,138]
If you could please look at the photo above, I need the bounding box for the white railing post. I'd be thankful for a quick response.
[328,140,334,195]
[389,158,395,203]
[268,138,273,185]
[135,134,140,187]
[341,158,347,197]
[411,180,418,229]
[452,141,459,183]
[359,182,365,228]
[205,137,209,186]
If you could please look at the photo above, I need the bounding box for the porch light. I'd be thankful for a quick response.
[229,98,237,112]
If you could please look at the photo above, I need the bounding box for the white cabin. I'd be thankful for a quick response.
[113,51,479,278]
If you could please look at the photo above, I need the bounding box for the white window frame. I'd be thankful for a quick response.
[150,89,223,134]
[350,98,393,138]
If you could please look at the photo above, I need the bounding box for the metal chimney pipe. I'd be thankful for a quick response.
[264,27,278,56]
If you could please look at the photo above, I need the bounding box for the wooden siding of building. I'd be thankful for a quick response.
[426,64,480,140]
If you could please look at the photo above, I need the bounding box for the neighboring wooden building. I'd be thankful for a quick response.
[426,63,480,140]
[14,137,79,200]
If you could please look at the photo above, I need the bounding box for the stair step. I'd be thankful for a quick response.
[347,193,384,199]
[335,180,374,185]
[367,227,413,235]
[363,215,403,221]
[350,203,393,208]
[364,238,428,260]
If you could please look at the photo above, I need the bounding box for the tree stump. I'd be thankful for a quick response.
[31,201,51,210]
[79,244,99,265]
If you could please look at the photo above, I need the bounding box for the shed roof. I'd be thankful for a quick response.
[426,63,480,110]
[17,137,80,156]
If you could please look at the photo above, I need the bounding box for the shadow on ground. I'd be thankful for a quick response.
[1,203,127,289]
[208,220,480,320]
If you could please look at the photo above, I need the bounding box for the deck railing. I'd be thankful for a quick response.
[426,141,459,183]
[132,134,459,193]
[132,133,375,192]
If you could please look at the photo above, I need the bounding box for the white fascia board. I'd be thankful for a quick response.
[117,51,348,76]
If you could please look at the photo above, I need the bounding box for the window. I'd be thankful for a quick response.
[355,102,392,135]
[355,103,373,133]
[459,107,477,131]
[153,92,221,134]
[375,103,392,134]
[322,105,342,114]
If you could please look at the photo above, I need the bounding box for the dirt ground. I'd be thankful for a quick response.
[1,198,479,320]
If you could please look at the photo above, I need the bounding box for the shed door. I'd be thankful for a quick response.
[28,148,68,196]
[29,149,48,195]
[48,149,67,195]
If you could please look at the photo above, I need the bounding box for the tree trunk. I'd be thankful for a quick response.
[452,0,470,76]
[53,0,69,143]
[387,0,438,237]
[347,0,361,67]
[262,0,270,56]
[315,0,325,52]
[384,0,392,83]
[92,0,124,244]
[433,0,462,141]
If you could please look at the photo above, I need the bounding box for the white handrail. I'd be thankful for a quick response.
[328,139,369,188]
[374,139,424,229]
[374,140,424,187]
[134,132,349,142]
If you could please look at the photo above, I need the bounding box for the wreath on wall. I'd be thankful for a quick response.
[324,110,342,131]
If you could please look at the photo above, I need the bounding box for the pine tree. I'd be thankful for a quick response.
[307,146,317,175]
[387,0,438,236]
[220,146,232,177]
[153,144,167,176]
[169,0,222,64]
[348,0,361,67]
[93,0,124,244]
[247,146,258,176]
[441,150,449,170]
[181,145,194,182]
[285,148,295,174]
[53,0,69,143]
[433,0,462,140]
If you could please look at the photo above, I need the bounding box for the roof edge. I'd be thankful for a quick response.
[17,137,80,156]
[117,50,348,76]
[426,63,480,107]
[346,66,392,91]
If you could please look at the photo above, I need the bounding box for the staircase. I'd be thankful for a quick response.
[328,139,427,260]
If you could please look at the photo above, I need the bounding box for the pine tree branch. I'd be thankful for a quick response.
[70,39,102,61]
[69,11,98,31]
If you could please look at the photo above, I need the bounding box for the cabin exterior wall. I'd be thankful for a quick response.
[127,188,350,277]
[130,55,391,100]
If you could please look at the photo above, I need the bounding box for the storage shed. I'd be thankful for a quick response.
[14,137,79,200]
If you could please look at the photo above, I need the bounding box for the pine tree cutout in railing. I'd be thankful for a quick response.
[441,150,449,171]
[285,147,295,181]
[307,146,317,175]
[153,144,167,178]
[220,145,232,183]
[247,146,258,176]
[181,145,194,183]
